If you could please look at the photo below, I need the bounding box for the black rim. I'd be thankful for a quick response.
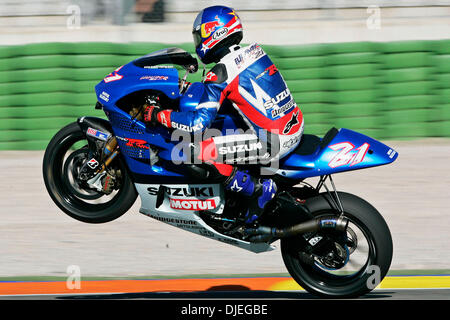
[62,147,104,201]
[291,210,377,291]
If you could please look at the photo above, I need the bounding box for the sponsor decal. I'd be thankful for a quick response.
[86,127,109,141]
[264,88,291,110]
[234,54,244,68]
[205,71,218,82]
[255,64,278,80]
[387,148,397,159]
[234,45,265,70]
[201,15,224,38]
[171,121,204,133]
[104,66,123,83]
[125,138,149,149]
[169,198,217,211]
[99,91,110,102]
[328,142,370,168]
[87,158,99,169]
[283,110,300,134]
[211,27,228,40]
[158,110,171,128]
[238,80,292,118]
[115,136,127,142]
[147,186,215,197]
[218,142,263,155]
[145,213,197,226]
[244,44,263,60]
[271,99,296,118]
[139,75,169,81]
[283,134,302,148]
[224,152,271,164]
[266,64,278,76]
[308,236,323,246]
[144,65,174,69]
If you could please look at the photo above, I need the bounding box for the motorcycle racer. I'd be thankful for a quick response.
[144,5,304,225]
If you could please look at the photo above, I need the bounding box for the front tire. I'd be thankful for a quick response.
[43,122,138,223]
[281,191,393,298]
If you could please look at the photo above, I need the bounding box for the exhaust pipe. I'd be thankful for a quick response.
[245,217,348,243]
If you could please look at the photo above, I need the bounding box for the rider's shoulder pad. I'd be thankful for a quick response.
[204,63,228,84]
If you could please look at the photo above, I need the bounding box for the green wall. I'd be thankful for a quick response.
[0,40,449,150]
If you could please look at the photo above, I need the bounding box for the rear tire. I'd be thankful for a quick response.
[281,191,393,298]
[43,122,137,223]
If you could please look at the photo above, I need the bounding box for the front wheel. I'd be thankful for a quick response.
[281,191,393,298]
[43,122,138,223]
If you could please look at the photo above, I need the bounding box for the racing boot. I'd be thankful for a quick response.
[224,170,277,225]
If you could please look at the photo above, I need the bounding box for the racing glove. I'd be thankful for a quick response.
[143,105,162,126]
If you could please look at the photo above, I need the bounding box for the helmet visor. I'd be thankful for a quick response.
[192,9,204,50]
[193,29,202,49]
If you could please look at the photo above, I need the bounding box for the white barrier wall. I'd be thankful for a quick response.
[166,0,450,11]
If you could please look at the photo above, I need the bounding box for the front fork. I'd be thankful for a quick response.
[97,136,120,174]
[76,117,121,194]
[82,136,120,194]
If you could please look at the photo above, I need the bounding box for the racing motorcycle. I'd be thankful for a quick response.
[42,47,398,298]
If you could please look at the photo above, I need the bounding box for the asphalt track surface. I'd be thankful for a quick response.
[1,288,450,300]
[1,274,449,300]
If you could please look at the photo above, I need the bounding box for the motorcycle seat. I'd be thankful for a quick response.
[292,127,339,156]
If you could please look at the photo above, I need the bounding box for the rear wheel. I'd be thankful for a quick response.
[42,122,137,223]
[281,191,393,298]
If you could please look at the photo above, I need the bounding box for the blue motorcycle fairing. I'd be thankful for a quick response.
[95,63,180,108]
[278,128,398,179]
[95,65,183,180]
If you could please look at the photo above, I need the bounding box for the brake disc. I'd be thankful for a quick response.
[62,148,103,200]
[314,242,349,270]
